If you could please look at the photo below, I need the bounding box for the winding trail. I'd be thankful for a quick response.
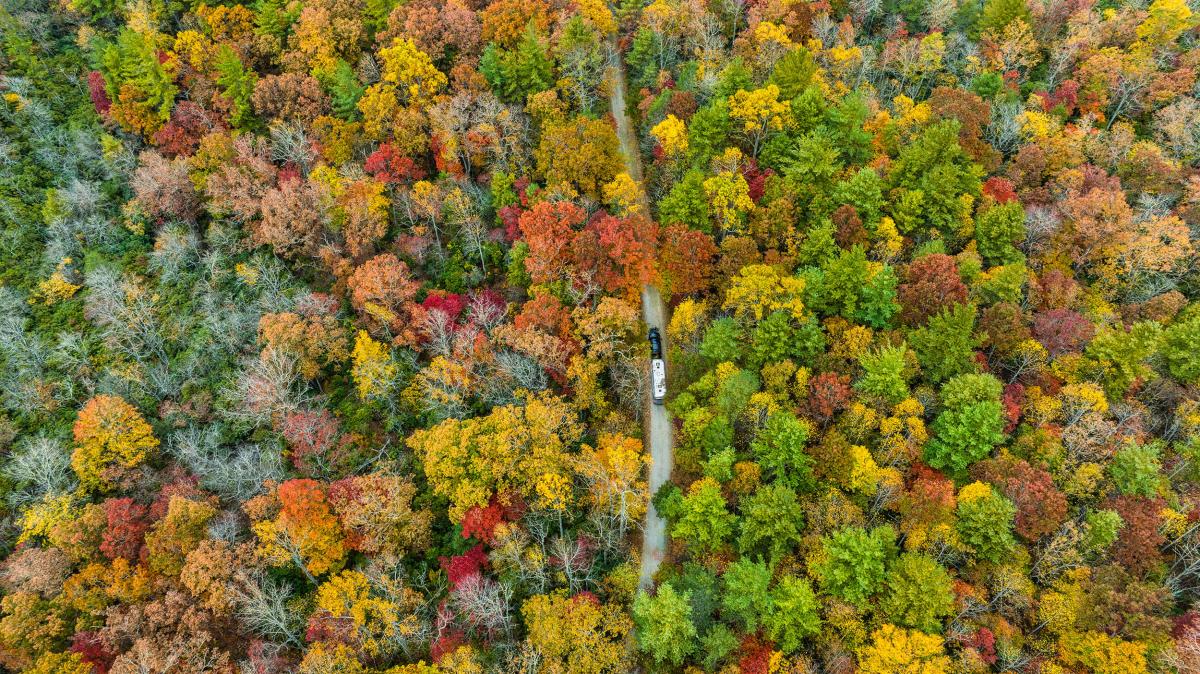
[607,40,673,592]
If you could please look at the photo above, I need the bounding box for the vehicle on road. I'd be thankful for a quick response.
[649,328,666,404]
[648,327,663,359]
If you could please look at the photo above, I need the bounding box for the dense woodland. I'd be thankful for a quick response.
[1,0,1200,669]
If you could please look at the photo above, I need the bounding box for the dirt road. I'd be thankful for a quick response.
[638,285,672,591]
[606,40,673,591]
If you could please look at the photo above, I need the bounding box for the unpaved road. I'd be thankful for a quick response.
[607,40,673,592]
[638,285,672,591]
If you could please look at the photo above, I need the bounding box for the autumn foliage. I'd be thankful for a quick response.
[72,395,159,491]
[7,0,1200,669]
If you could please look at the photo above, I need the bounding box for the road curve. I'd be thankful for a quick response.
[606,39,673,592]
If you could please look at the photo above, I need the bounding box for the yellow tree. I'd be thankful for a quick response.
[26,652,94,674]
[566,355,609,419]
[857,625,951,674]
[1135,0,1195,48]
[379,38,447,106]
[723,264,807,321]
[575,433,649,538]
[667,298,709,351]
[728,85,790,156]
[407,393,583,521]
[521,591,633,673]
[297,643,371,674]
[312,570,425,658]
[357,83,401,141]
[285,0,366,75]
[535,116,623,199]
[602,173,642,217]
[651,114,688,158]
[351,330,398,402]
[16,493,81,546]
[577,0,616,33]
[311,116,363,165]
[72,395,159,491]
[752,21,793,71]
[143,495,218,576]
[409,355,474,419]
[1059,632,1149,674]
[571,296,641,361]
[703,169,755,233]
[386,663,440,674]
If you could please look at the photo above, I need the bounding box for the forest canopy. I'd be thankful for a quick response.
[1,0,1200,670]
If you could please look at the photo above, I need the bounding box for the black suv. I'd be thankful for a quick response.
[648,327,663,359]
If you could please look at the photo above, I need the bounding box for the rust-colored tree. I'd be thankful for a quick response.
[132,151,202,223]
[347,253,424,346]
[658,224,718,298]
[327,474,433,555]
[254,177,329,260]
[252,479,348,579]
[898,254,969,326]
[518,201,587,286]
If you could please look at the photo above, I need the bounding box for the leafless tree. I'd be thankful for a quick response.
[609,356,646,418]
[490,350,549,397]
[453,574,515,639]
[1003,343,1047,384]
[1031,521,1086,584]
[986,100,1025,157]
[222,350,309,428]
[1043,38,1080,90]
[867,477,901,521]
[481,96,532,175]
[196,288,266,360]
[170,425,284,501]
[1166,621,1200,674]
[250,255,303,316]
[1154,97,1200,161]
[1106,65,1154,131]
[235,576,306,649]
[812,13,839,50]
[557,37,606,116]
[1167,522,1200,600]
[924,0,957,30]
[468,294,506,333]
[0,289,55,417]
[149,225,202,284]
[548,535,598,592]
[44,180,116,264]
[269,122,317,176]
[1021,204,1061,259]
[86,267,172,381]
[2,435,74,505]
[576,462,645,544]
[420,309,458,358]
[995,642,1033,673]
[488,524,552,593]
[446,185,492,275]
[356,53,381,85]
[496,643,544,674]
[51,331,96,399]
[850,0,882,28]
[206,510,247,543]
